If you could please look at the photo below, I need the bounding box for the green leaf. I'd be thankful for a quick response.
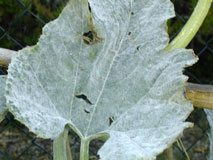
[6,0,198,159]
[0,75,7,122]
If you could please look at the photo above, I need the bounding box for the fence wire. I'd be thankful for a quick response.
[0,0,212,159]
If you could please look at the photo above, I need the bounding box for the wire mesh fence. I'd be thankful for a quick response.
[0,0,212,159]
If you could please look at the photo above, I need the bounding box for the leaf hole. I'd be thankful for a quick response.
[82,31,94,45]
[84,109,90,114]
[136,46,140,51]
[109,116,115,126]
[75,94,93,105]
[88,2,92,13]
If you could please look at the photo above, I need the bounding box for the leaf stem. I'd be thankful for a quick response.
[53,127,72,160]
[166,0,212,51]
[80,138,90,160]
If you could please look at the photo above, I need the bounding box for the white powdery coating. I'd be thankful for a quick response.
[6,0,198,159]
[0,75,7,122]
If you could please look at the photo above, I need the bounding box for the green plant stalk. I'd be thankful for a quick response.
[166,0,212,51]
[80,138,90,160]
[53,127,72,160]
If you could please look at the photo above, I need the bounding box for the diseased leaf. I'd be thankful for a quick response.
[6,0,198,159]
[0,75,7,122]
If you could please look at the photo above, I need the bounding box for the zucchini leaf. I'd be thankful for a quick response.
[6,0,198,159]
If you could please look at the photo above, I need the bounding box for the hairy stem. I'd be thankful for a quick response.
[80,139,90,160]
[53,127,72,160]
[166,0,212,51]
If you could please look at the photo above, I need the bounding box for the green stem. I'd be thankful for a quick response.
[53,127,72,160]
[166,0,212,51]
[80,138,90,160]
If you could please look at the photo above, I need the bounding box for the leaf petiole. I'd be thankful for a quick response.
[80,138,90,160]
[166,0,212,51]
[53,127,72,160]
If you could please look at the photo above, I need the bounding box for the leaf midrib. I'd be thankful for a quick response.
[85,3,133,136]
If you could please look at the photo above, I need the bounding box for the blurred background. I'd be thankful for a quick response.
[0,0,212,159]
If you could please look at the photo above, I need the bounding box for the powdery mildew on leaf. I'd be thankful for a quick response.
[0,75,7,122]
[6,0,198,159]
